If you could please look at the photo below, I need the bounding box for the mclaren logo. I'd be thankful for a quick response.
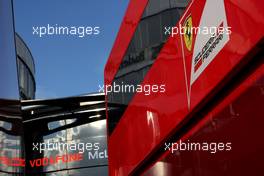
[183,15,193,51]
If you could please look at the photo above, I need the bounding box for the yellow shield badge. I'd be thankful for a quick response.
[183,15,193,51]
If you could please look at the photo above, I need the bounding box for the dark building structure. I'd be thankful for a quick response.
[15,33,36,100]
[0,1,109,175]
[0,0,24,175]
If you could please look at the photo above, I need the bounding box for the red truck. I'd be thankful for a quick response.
[105,0,264,175]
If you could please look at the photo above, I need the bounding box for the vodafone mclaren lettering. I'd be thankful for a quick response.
[0,150,108,168]
[0,153,83,167]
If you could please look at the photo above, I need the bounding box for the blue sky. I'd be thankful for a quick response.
[13,0,129,99]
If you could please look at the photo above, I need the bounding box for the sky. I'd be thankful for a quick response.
[13,0,129,99]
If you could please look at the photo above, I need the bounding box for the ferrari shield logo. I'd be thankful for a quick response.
[183,15,193,51]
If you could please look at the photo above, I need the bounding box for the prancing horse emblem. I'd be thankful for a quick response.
[183,15,193,51]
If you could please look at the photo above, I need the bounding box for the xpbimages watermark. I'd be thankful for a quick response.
[32,24,100,38]
[32,141,100,154]
[99,82,166,95]
[165,140,232,154]
[164,24,231,37]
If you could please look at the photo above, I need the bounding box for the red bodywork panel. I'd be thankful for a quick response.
[105,0,264,175]
[143,61,264,176]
